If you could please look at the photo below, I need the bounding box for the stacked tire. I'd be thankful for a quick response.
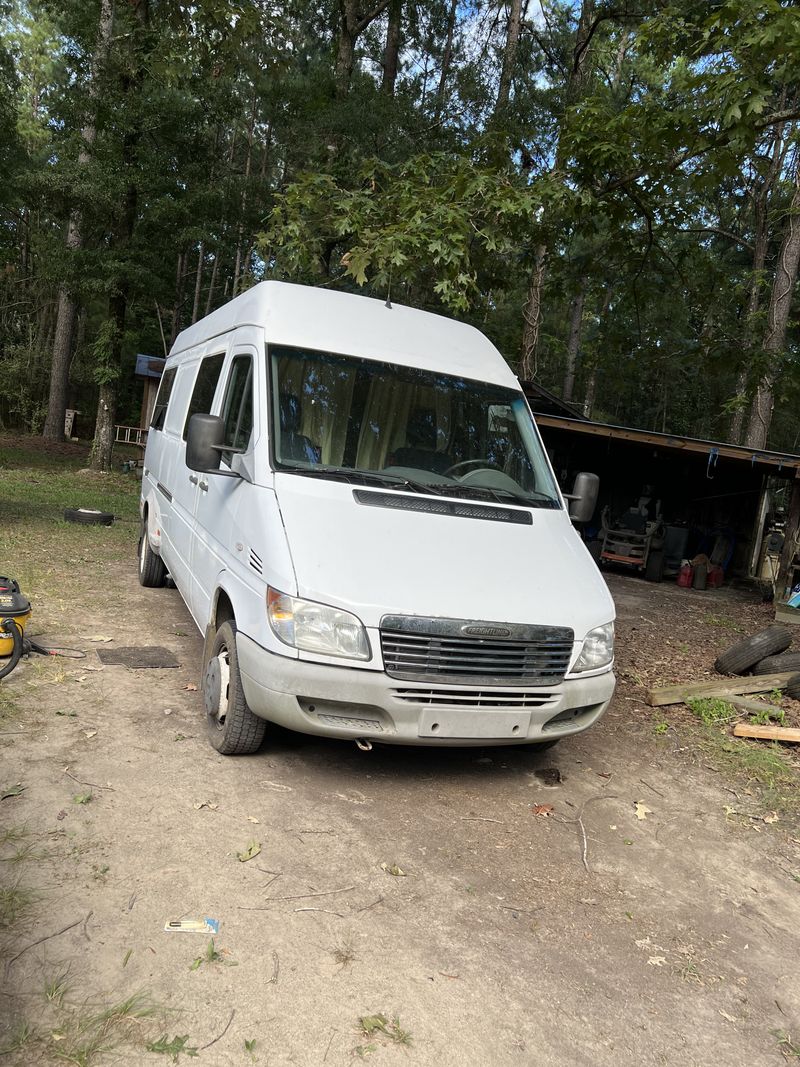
[714,625,800,687]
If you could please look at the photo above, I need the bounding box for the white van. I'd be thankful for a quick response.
[139,282,615,754]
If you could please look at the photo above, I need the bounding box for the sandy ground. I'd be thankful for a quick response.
[1,556,799,1066]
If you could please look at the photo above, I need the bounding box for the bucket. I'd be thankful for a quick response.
[0,577,32,657]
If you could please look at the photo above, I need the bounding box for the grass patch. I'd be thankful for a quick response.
[331,935,357,969]
[146,1033,199,1061]
[189,938,236,970]
[703,613,744,632]
[356,1013,413,1050]
[686,697,737,726]
[0,882,39,928]
[698,729,798,812]
[0,438,140,614]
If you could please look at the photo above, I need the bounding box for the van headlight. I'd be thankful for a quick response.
[267,588,370,660]
[572,622,614,673]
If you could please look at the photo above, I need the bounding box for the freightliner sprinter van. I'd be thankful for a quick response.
[139,282,615,754]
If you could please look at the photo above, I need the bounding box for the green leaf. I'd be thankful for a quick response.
[236,840,261,862]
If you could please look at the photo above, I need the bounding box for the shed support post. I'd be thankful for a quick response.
[776,473,800,601]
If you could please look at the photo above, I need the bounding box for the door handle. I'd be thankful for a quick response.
[189,474,198,485]
[199,480,209,492]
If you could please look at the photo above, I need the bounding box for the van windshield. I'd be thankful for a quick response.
[269,345,561,509]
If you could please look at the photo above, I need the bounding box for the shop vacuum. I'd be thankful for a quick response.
[0,576,33,680]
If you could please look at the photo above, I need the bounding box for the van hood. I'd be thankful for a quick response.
[274,473,615,638]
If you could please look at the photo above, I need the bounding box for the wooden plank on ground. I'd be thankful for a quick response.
[725,695,784,716]
[646,671,800,707]
[733,722,800,743]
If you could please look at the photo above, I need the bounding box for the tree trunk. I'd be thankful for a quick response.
[170,249,187,345]
[582,285,613,417]
[520,242,548,381]
[90,381,117,470]
[495,0,523,117]
[43,0,114,442]
[382,0,402,95]
[233,89,257,297]
[205,249,219,317]
[518,0,595,377]
[744,152,800,450]
[90,0,149,472]
[335,0,391,97]
[562,276,587,403]
[730,124,789,442]
[191,241,204,324]
[434,0,458,120]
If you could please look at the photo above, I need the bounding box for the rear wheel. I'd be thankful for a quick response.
[204,620,266,755]
[138,517,167,588]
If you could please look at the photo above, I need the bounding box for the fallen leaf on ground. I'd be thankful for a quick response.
[237,841,261,862]
[1,784,25,800]
[83,730,97,739]
[647,956,666,966]
[182,683,198,691]
[247,816,260,824]
[634,802,652,821]
[89,636,113,643]
[380,862,406,877]
[532,804,554,817]
[192,801,218,811]
[763,811,779,824]
[719,1010,737,1023]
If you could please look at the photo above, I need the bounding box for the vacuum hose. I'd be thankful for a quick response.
[0,618,23,681]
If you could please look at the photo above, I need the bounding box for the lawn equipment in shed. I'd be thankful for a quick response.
[0,577,85,680]
[598,504,665,581]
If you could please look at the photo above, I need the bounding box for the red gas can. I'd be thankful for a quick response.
[677,562,693,588]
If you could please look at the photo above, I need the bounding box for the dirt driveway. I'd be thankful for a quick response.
[2,484,800,1065]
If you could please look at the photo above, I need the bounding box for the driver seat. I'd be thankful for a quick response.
[389,407,453,474]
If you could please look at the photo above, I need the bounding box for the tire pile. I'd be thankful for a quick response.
[714,624,800,698]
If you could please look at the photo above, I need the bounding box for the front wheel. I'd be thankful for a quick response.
[138,519,167,587]
[204,620,267,755]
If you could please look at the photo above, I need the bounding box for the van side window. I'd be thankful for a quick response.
[182,352,225,440]
[221,355,254,459]
[150,367,176,430]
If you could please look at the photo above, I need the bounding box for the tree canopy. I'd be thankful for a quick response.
[1,0,799,466]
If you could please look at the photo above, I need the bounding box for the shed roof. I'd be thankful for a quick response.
[533,413,800,475]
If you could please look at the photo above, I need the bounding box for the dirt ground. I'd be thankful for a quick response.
[2,466,800,1065]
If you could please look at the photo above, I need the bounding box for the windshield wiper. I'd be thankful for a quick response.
[277,466,432,495]
[426,482,559,509]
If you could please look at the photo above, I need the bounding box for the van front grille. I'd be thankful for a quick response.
[380,615,573,686]
[391,688,557,708]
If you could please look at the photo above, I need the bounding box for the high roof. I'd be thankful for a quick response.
[171,281,519,389]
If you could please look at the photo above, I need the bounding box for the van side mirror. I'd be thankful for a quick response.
[567,472,599,524]
[186,413,225,474]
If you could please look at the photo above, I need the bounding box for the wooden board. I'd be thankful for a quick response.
[733,723,800,743]
[725,695,785,716]
[646,671,800,707]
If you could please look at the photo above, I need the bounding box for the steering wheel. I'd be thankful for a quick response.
[444,459,503,477]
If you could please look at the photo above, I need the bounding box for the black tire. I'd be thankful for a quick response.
[644,549,665,583]
[752,651,800,676]
[138,519,166,588]
[204,620,266,755]
[714,625,792,676]
[64,506,114,526]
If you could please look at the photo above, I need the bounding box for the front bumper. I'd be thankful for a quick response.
[237,634,615,747]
